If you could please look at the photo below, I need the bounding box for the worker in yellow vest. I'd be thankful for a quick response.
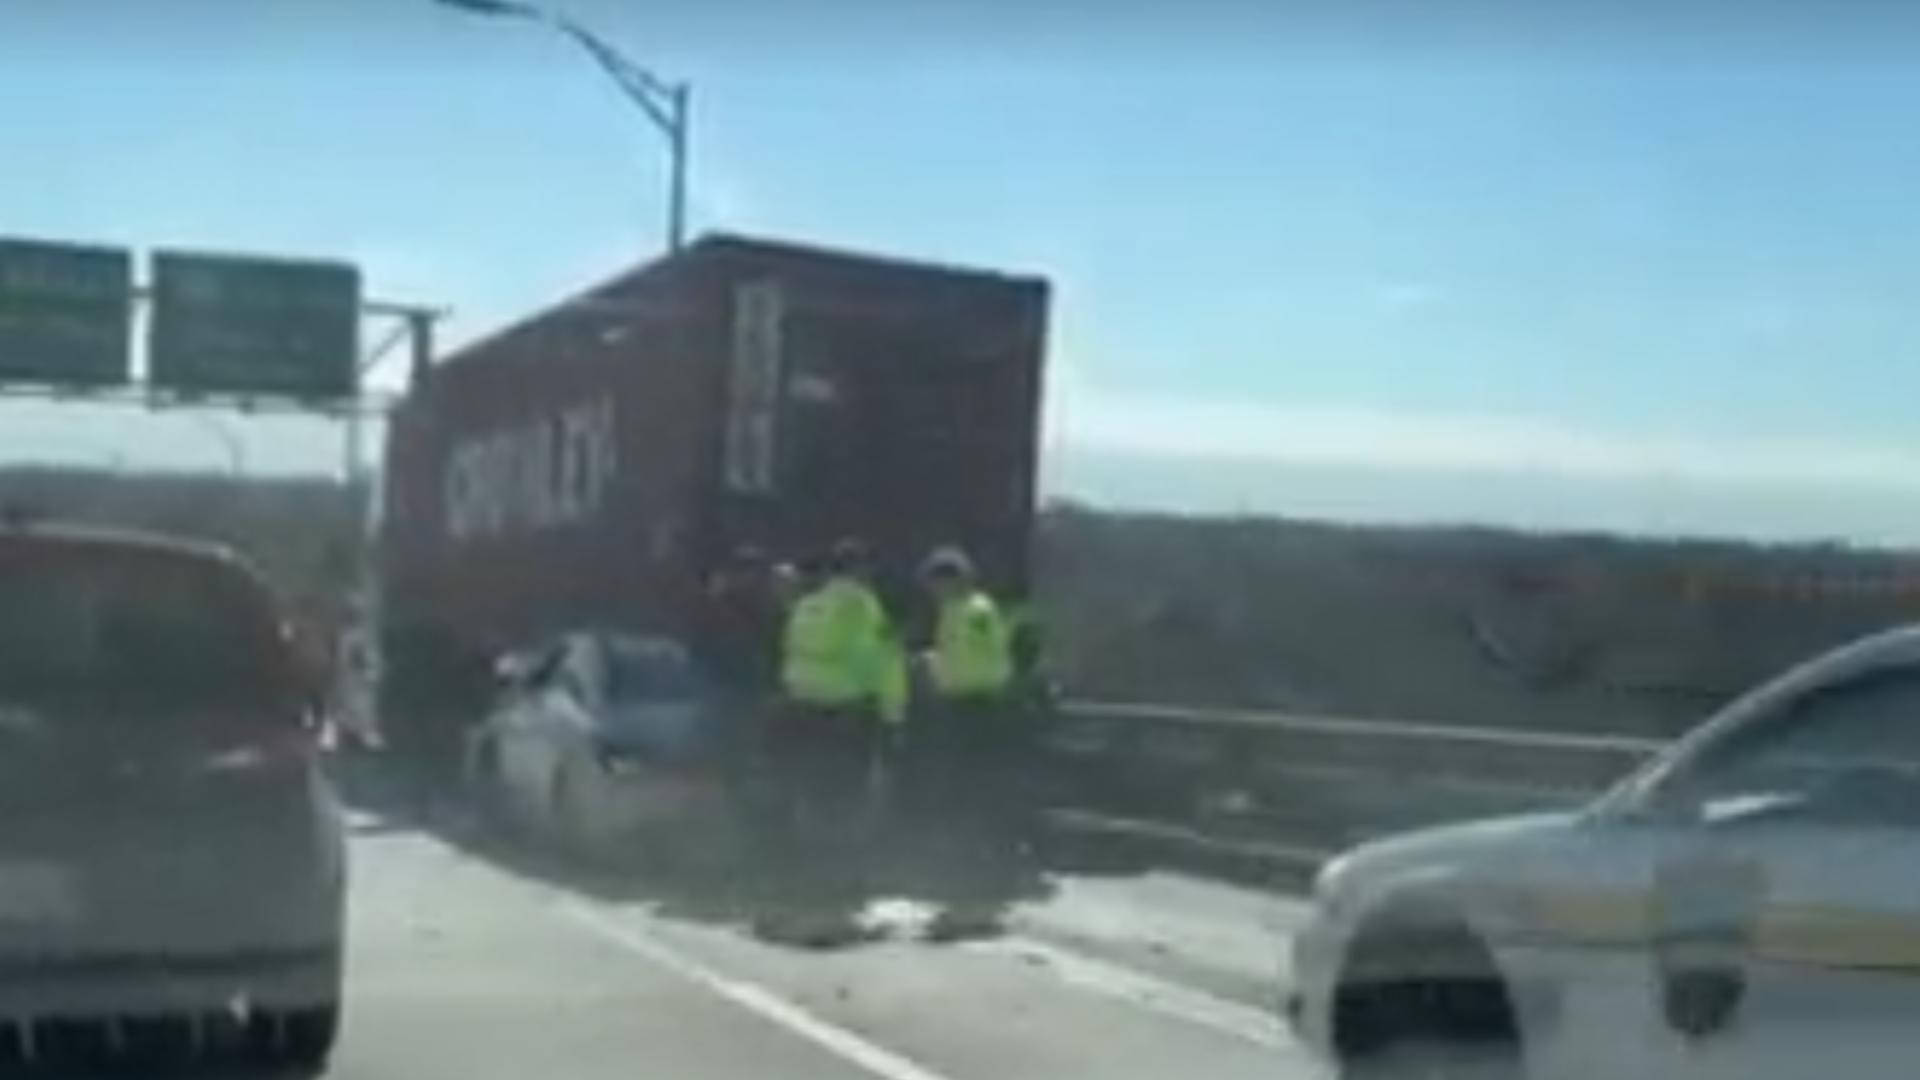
[756,538,892,947]
[925,550,1014,702]
[914,546,1023,940]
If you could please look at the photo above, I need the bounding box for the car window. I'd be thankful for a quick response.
[603,639,700,703]
[0,546,289,718]
[1648,668,1920,820]
[550,641,597,706]
[499,642,568,696]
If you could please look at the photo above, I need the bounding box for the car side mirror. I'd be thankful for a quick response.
[1688,773,1920,831]
[1696,791,1810,829]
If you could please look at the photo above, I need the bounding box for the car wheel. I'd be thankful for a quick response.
[239,1001,339,1074]
[551,758,610,858]
[687,801,748,876]
[1334,922,1524,1080]
[282,1004,341,1071]
[469,739,517,832]
[1341,1040,1520,1080]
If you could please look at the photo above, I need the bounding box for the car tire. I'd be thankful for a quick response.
[1342,1043,1519,1080]
[1334,922,1524,1080]
[687,802,748,876]
[244,942,344,1073]
[238,1003,338,1074]
[469,739,517,833]
[277,1003,341,1073]
[551,758,610,859]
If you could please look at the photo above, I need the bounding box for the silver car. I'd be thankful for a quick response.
[467,632,743,863]
[0,525,345,1073]
[1291,624,1920,1079]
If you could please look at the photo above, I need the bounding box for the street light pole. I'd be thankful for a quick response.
[666,83,689,252]
[433,0,691,252]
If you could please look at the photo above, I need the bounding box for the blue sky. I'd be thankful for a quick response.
[6,1,1920,542]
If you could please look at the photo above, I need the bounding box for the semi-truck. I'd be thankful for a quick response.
[375,234,1050,751]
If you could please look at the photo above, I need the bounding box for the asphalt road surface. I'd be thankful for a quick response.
[321,776,1327,1080]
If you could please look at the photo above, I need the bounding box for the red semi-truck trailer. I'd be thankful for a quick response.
[376,234,1049,743]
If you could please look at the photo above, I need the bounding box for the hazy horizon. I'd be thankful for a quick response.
[6,436,1918,553]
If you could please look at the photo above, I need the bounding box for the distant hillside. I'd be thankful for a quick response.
[1034,504,1920,737]
[7,467,1915,737]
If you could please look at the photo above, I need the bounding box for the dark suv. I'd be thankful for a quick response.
[0,525,345,1072]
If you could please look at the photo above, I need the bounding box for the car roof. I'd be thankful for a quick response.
[1753,622,1920,699]
[600,634,692,661]
[0,522,265,583]
[1648,622,1920,769]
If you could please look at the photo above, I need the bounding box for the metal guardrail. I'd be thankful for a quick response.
[1060,700,1667,754]
[1050,699,1667,791]
[1041,700,1673,866]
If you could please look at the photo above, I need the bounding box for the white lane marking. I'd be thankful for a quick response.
[559,903,956,1080]
[985,935,1291,1050]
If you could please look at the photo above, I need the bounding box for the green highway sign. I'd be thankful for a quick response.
[0,239,133,388]
[148,251,361,401]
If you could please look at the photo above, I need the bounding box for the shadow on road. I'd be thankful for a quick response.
[327,750,741,914]
[326,749,1073,941]
[327,745,1310,930]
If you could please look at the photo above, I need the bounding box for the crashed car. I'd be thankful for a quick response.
[466,631,745,864]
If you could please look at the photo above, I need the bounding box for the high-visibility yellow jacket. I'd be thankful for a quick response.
[928,589,1014,698]
[780,576,890,708]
